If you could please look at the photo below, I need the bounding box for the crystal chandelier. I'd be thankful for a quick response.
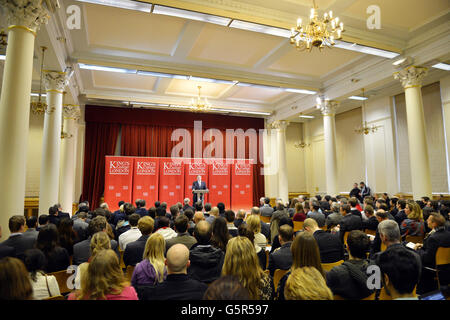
[294,141,310,149]
[30,46,50,115]
[190,86,211,112]
[355,89,380,135]
[290,0,344,51]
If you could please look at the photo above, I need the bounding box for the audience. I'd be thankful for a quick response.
[270,204,289,243]
[238,224,266,270]
[400,200,425,238]
[118,213,142,250]
[307,201,326,227]
[72,212,89,242]
[250,206,271,240]
[284,267,333,300]
[35,224,70,273]
[234,209,246,229]
[336,203,363,244]
[362,205,378,231]
[124,216,154,267]
[135,199,148,217]
[57,218,77,256]
[165,215,197,252]
[395,199,407,225]
[211,217,231,252]
[0,257,33,300]
[304,218,344,263]
[203,275,250,300]
[246,215,267,249]
[268,225,294,276]
[37,214,49,231]
[155,216,177,240]
[292,202,306,222]
[325,202,343,230]
[131,233,167,287]
[270,217,294,253]
[224,210,238,237]
[205,206,219,225]
[24,216,39,242]
[260,197,274,217]
[2,215,36,260]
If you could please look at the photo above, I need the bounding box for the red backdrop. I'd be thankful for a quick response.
[184,159,209,204]
[159,158,185,206]
[132,157,159,207]
[104,156,134,211]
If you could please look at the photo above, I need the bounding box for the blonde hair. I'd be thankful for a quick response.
[284,267,333,300]
[291,232,325,277]
[90,231,111,257]
[138,216,154,235]
[406,201,423,221]
[246,215,261,234]
[77,249,127,300]
[221,236,267,299]
[143,233,166,283]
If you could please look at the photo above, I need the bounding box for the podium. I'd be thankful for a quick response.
[192,189,209,208]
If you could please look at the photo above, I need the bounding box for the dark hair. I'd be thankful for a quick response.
[224,210,235,223]
[347,230,370,259]
[397,199,406,210]
[174,215,189,233]
[36,224,59,255]
[203,275,250,300]
[184,209,194,221]
[379,203,389,211]
[148,207,156,219]
[279,216,294,228]
[315,194,322,201]
[128,213,141,227]
[158,216,170,228]
[341,204,351,214]
[238,224,255,243]
[217,202,225,213]
[204,203,212,212]
[349,198,358,208]
[9,215,25,233]
[170,205,180,218]
[194,201,203,212]
[26,216,38,229]
[376,210,388,220]
[379,246,421,295]
[0,257,33,300]
[57,218,76,254]
[264,197,270,204]
[364,205,374,216]
[161,202,167,209]
[156,206,166,217]
[118,200,125,207]
[429,212,446,227]
[279,225,294,242]
[211,217,231,251]
[88,216,107,236]
[312,202,320,211]
[154,201,161,208]
[135,199,146,208]
[93,208,106,218]
[24,249,47,282]
[194,221,212,245]
[48,205,59,216]
[123,203,136,216]
[324,195,331,202]
[38,214,49,226]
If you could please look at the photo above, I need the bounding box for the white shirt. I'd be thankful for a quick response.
[118,227,142,250]
[30,272,61,300]
[156,227,177,240]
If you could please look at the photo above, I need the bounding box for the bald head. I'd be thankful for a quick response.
[166,243,190,274]
[193,211,205,224]
[237,209,246,219]
[251,207,260,215]
[303,218,319,233]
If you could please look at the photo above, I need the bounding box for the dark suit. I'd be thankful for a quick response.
[0,243,15,259]
[188,243,224,284]
[44,247,70,273]
[339,213,363,243]
[135,207,148,217]
[1,233,36,261]
[23,229,39,243]
[395,210,407,225]
[48,212,70,227]
[313,230,344,263]
[165,233,197,253]
[260,220,270,240]
[418,227,450,268]
[123,235,149,267]
[138,274,208,300]
[260,205,274,217]
[72,236,118,265]
[268,242,293,276]
[363,216,378,231]
[192,180,207,203]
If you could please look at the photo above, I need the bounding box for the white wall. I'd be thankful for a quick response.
[285,122,306,192]
[26,112,44,197]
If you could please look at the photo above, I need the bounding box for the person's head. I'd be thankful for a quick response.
[360,181,366,188]
[26,216,38,230]
[9,215,25,233]
[58,218,75,241]
[250,207,260,215]
[331,202,340,213]
[88,216,107,236]
[375,198,386,209]
[155,206,166,218]
[48,205,59,216]
[203,275,251,300]
[238,224,255,244]
[0,257,33,300]
[397,199,406,210]
[427,212,446,230]
[77,212,88,221]
[347,230,370,259]
[197,175,202,182]
[78,202,89,213]
[284,267,333,300]
[246,215,261,234]
[100,202,109,211]
[291,232,324,277]
[295,202,304,213]
[259,197,265,206]
[193,211,205,224]
[77,249,126,300]
[23,249,47,282]
[143,233,166,283]
[36,224,59,254]
[128,213,140,228]
[405,201,423,221]
[148,207,156,218]
[222,236,265,299]
[353,182,358,188]
[194,201,203,212]
[364,205,374,218]
[38,214,49,226]
[161,202,167,210]
[89,231,111,257]
[137,216,154,236]
[278,225,294,245]
[217,202,225,213]
[194,220,212,245]
[158,216,170,228]
[154,201,160,208]
[379,246,421,298]
[378,220,400,246]
[224,210,235,223]
[123,203,136,216]
[303,218,319,233]
[349,197,358,208]
[166,243,190,274]
[340,203,351,216]
[264,197,271,205]
[204,203,212,212]
[184,209,194,221]
[184,198,190,205]
[210,206,219,217]
[211,217,231,251]
[174,215,189,233]
[236,209,246,220]
[135,199,146,209]
[375,209,388,222]
[170,205,180,219]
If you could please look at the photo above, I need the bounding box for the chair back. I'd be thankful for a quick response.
[405,235,424,244]
[48,269,74,294]
[273,269,289,292]
[321,260,344,272]
[293,221,304,232]
[365,229,376,236]
[260,216,271,224]
[43,295,65,300]
[435,247,450,266]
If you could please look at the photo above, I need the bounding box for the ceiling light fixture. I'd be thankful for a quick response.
[355,89,380,135]
[78,63,137,74]
[432,63,450,71]
[229,20,292,38]
[75,0,152,12]
[299,114,315,119]
[30,46,50,115]
[190,86,211,112]
[334,40,399,59]
[348,95,368,101]
[285,88,317,95]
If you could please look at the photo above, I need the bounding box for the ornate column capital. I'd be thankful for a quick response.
[268,120,290,131]
[43,70,69,93]
[393,66,428,89]
[1,0,59,34]
[318,100,339,116]
[63,104,81,120]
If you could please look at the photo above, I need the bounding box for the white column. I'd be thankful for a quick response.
[59,105,81,215]
[39,71,69,214]
[318,100,339,196]
[394,66,432,199]
[270,120,289,204]
[0,1,55,238]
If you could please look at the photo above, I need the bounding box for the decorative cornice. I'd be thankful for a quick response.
[318,100,339,116]
[393,66,428,89]
[0,0,59,31]
[268,120,290,130]
[43,70,69,92]
[62,104,81,120]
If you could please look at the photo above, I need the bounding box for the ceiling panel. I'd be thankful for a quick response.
[84,4,186,55]
[227,86,291,103]
[91,70,158,91]
[165,79,232,98]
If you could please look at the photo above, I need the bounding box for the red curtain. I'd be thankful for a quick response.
[81,122,120,209]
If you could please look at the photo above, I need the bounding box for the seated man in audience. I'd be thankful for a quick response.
[378,245,422,300]
[118,213,142,250]
[395,199,408,226]
[268,225,294,276]
[139,244,208,300]
[155,216,177,241]
[369,209,389,258]
[73,211,89,242]
[225,210,239,237]
[183,198,194,212]
[326,230,374,299]
[1,215,36,261]
[169,205,180,222]
[73,216,119,265]
[37,214,49,231]
[260,197,274,217]
[336,203,363,244]
[165,215,197,253]
[362,205,378,231]
[349,197,363,218]
[203,203,212,217]
[124,216,154,267]
[304,218,344,263]
[188,221,224,284]
[135,199,148,217]
[154,206,168,231]
[234,209,246,229]
[205,206,219,225]
[23,216,39,242]
[326,202,343,230]
[307,201,326,228]
[0,225,15,259]
[251,206,270,240]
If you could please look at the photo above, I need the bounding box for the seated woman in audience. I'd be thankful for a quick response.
[74,231,111,289]
[238,224,266,270]
[277,231,325,300]
[211,217,231,252]
[284,267,333,300]
[131,233,167,287]
[24,249,61,299]
[68,249,138,300]
[222,236,273,300]
[203,275,250,300]
[0,257,33,300]
[293,202,307,222]
[35,224,70,273]
[58,218,77,257]
[400,200,425,238]
[246,215,267,249]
